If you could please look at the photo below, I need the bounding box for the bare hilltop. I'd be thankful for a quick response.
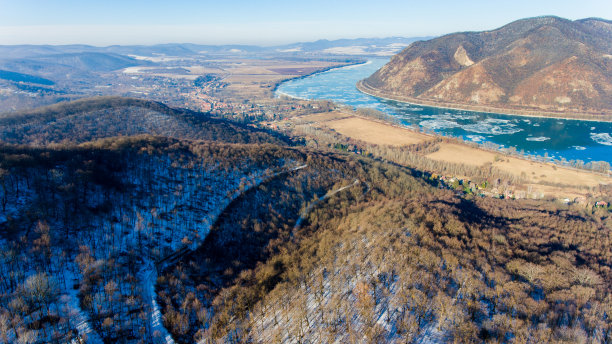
[360,16,612,120]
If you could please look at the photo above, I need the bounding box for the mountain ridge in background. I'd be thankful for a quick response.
[0,36,429,60]
[361,16,612,119]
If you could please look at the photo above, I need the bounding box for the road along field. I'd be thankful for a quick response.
[284,111,612,200]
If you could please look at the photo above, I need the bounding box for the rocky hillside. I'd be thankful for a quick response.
[360,16,612,120]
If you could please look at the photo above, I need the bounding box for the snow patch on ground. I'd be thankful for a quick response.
[139,263,175,344]
[277,47,302,52]
[64,270,104,344]
[0,150,304,343]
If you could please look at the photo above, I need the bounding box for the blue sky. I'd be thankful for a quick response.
[1,0,611,45]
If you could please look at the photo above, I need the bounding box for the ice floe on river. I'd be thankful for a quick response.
[526,136,551,142]
[462,118,523,135]
[590,133,612,146]
[419,119,461,130]
[419,117,523,135]
[466,135,486,142]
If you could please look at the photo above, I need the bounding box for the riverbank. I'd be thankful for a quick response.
[357,80,612,123]
[271,59,367,94]
[279,110,611,200]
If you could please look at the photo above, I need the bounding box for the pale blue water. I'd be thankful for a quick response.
[277,59,612,165]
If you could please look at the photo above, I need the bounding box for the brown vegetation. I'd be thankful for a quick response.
[156,150,612,343]
[0,97,290,146]
[362,17,612,121]
[283,110,612,200]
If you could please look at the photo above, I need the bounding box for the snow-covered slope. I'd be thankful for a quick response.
[0,137,302,343]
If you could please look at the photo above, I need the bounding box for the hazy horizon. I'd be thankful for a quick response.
[1,0,611,46]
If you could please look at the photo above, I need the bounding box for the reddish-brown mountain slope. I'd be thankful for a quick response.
[360,16,612,120]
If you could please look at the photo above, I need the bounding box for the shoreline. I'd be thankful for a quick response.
[299,110,612,181]
[357,80,612,123]
[271,60,611,171]
[270,59,367,94]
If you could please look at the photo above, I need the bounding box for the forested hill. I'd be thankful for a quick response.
[0,96,290,145]
[361,16,612,119]
[0,136,316,342]
[0,134,610,343]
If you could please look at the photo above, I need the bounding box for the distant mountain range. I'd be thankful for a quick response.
[0,36,430,60]
[0,37,427,92]
[274,37,431,56]
[360,16,612,119]
[0,43,254,59]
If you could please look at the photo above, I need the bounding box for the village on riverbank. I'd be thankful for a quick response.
[111,54,612,207]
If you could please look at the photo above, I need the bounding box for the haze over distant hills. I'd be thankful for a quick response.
[275,36,431,56]
[360,16,612,119]
[0,36,427,60]
[0,36,427,112]
[0,36,424,91]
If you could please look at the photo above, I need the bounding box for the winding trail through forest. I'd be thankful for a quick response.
[190,175,361,344]
[67,164,356,344]
[293,179,361,231]
[66,286,104,344]
[140,164,308,344]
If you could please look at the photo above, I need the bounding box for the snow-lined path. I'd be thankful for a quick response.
[141,164,308,344]
[65,278,104,344]
[139,262,175,344]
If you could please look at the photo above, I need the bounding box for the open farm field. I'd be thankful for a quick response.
[319,115,431,146]
[427,143,611,188]
[285,111,612,199]
[122,58,346,99]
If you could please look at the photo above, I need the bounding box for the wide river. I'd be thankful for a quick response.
[276,59,612,165]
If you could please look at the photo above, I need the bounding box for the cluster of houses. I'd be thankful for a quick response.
[185,87,314,122]
[434,175,490,196]
[184,89,230,112]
